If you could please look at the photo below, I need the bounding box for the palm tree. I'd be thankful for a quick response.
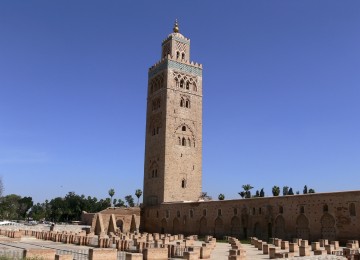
[303,185,308,194]
[242,184,254,198]
[272,186,280,196]
[108,188,115,207]
[135,189,142,206]
[238,191,246,199]
[218,194,225,200]
[199,192,212,201]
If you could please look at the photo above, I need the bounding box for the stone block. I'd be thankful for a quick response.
[228,256,246,260]
[24,249,56,260]
[55,254,73,260]
[311,242,320,251]
[331,240,339,249]
[126,252,143,260]
[289,243,299,252]
[281,241,289,250]
[183,251,198,260]
[262,244,271,254]
[300,240,308,247]
[258,241,265,250]
[314,249,327,255]
[269,247,277,259]
[188,246,201,257]
[347,242,356,249]
[274,238,282,247]
[319,239,328,247]
[325,244,335,254]
[299,246,310,256]
[143,247,168,260]
[89,248,117,260]
[228,249,246,260]
[201,246,212,259]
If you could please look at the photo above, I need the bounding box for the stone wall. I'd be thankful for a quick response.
[82,207,140,235]
[141,190,360,242]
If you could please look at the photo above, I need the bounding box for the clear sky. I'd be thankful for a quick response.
[0,1,359,203]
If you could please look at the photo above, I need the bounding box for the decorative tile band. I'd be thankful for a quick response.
[149,60,202,78]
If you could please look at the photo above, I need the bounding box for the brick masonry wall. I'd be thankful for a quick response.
[142,191,360,242]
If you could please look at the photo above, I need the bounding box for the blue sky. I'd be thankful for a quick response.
[0,1,359,203]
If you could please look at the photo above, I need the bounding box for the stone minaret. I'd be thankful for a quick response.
[143,21,203,206]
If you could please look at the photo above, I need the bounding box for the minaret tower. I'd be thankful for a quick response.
[143,21,203,206]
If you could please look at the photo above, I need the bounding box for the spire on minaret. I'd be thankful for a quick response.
[173,19,179,33]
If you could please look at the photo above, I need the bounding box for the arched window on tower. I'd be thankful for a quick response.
[176,51,180,59]
[180,98,184,107]
[186,81,190,90]
[182,53,185,60]
[182,126,186,131]
[180,79,184,88]
[185,99,190,108]
[182,137,186,146]
[175,78,179,87]
[181,179,186,188]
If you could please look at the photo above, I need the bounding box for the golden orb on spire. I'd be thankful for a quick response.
[173,19,179,33]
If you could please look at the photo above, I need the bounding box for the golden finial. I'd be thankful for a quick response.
[173,19,179,33]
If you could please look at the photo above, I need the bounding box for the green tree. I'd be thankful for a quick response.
[135,189,142,206]
[308,188,315,193]
[0,195,18,219]
[260,188,265,197]
[115,199,125,207]
[283,186,289,196]
[218,194,225,200]
[303,185,308,194]
[238,191,246,199]
[108,189,115,207]
[125,195,135,207]
[255,190,260,197]
[272,186,280,196]
[288,188,294,195]
[199,192,212,201]
[18,197,33,218]
[242,184,254,198]
[29,203,46,221]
